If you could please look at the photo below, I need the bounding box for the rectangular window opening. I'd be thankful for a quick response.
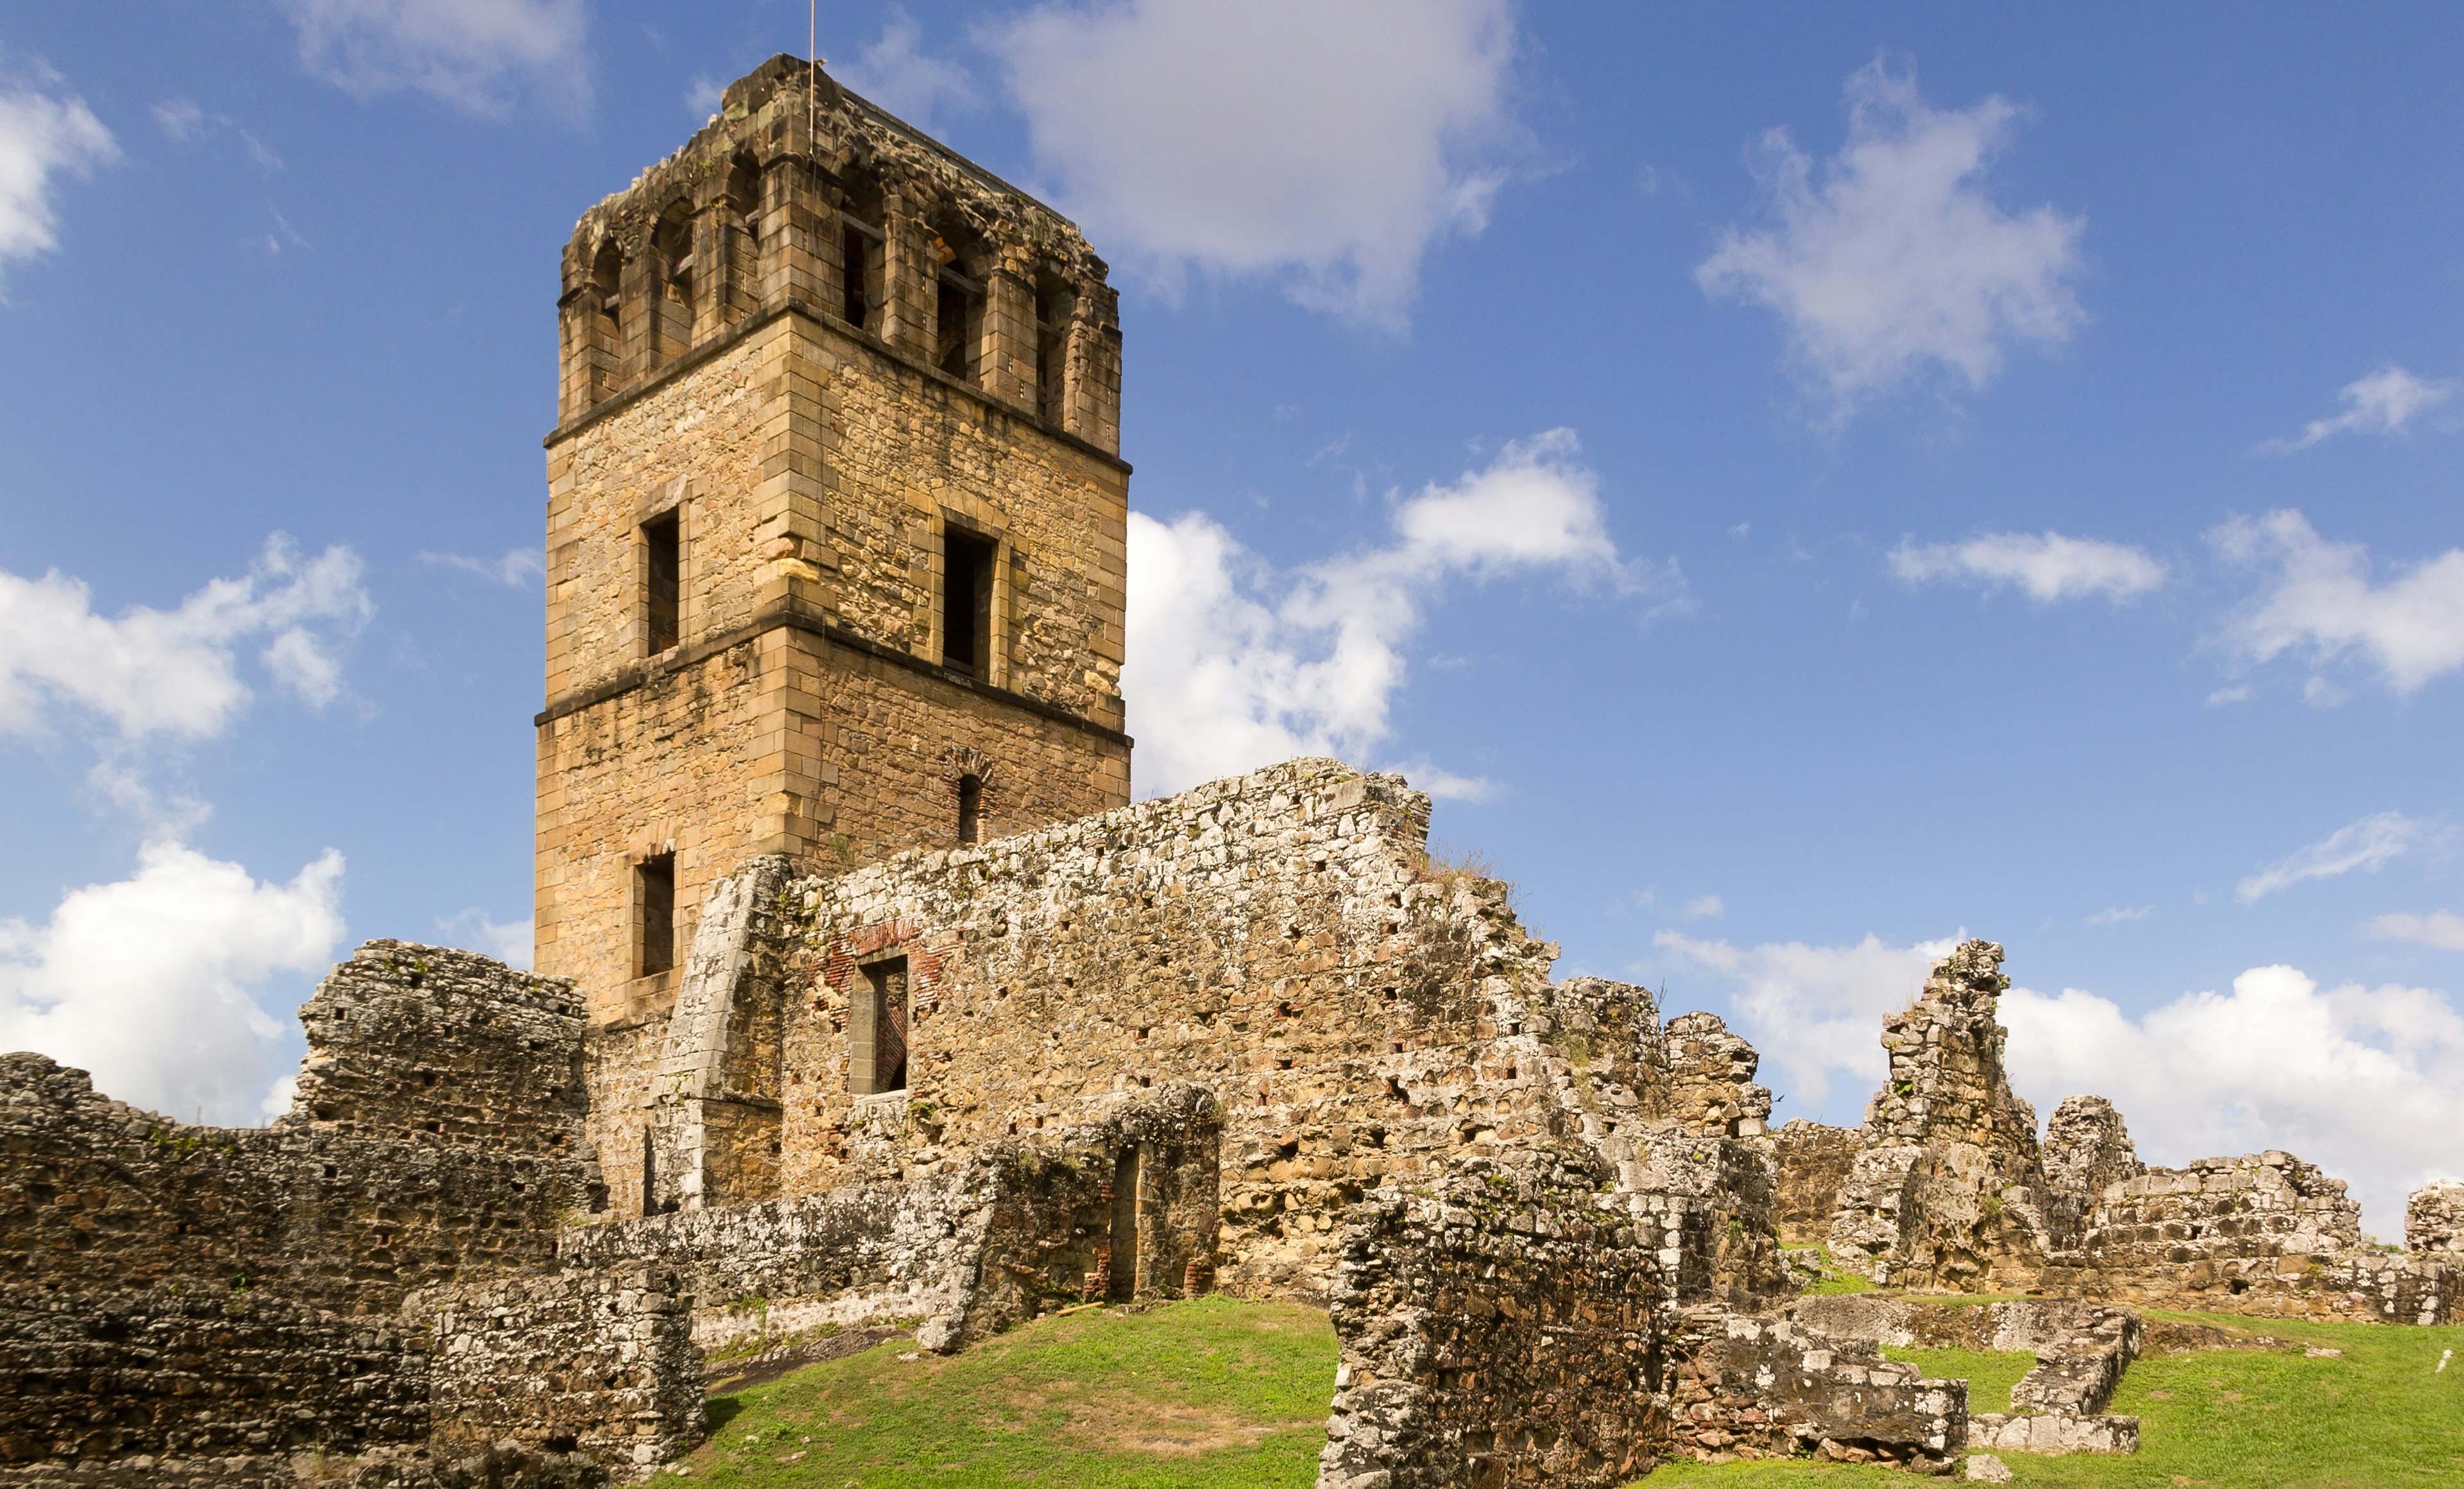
[643,513,680,654]
[637,853,676,979]
[936,271,985,383]
[840,215,883,332]
[941,528,995,677]
[957,774,982,846]
[1108,1146,1141,1302]
[1034,285,1072,425]
[851,957,909,1094]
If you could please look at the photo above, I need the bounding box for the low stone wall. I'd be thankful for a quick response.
[1666,1309,1966,1470]
[420,1262,702,1469]
[1792,1296,2141,1456]
[2055,1153,2463,1324]
[564,1085,1220,1354]
[0,944,610,1483]
[1317,1151,1663,1489]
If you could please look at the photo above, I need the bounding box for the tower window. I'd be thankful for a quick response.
[637,854,676,978]
[1034,280,1074,425]
[941,528,995,676]
[841,215,884,332]
[851,957,909,1094]
[936,270,985,382]
[644,512,680,653]
[957,774,982,845]
[651,203,694,368]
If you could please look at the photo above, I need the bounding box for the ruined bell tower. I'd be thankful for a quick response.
[535,56,1133,1028]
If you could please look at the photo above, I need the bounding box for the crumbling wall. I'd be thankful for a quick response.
[641,856,796,1214]
[1666,1309,1967,1470]
[1771,1122,1860,1246]
[0,943,622,1483]
[421,1261,703,1469]
[1793,1296,2142,1456]
[2041,1096,2143,1250]
[2409,1180,2464,1255]
[565,1085,1220,1354]
[1827,940,2056,1290]
[1317,1149,1664,1489]
[2051,1152,2463,1323]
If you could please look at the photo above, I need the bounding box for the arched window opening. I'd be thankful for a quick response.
[650,202,694,368]
[723,153,761,320]
[584,238,624,402]
[1033,273,1075,425]
[957,773,982,845]
[930,214,988,384]
[838,169,885,335]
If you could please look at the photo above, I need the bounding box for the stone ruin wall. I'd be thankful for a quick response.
[595,757,1789,1317]
[0,943,704,1487]
[2412,1180,2464,1255]
[1770,1121,1859,1246]
[1789,938,2464,1327]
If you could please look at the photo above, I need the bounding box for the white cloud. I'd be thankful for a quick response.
[436,908,533,968]
[1682,895,1725,918]
[2237,812,2430,904]
[0,67,120,286]
[2001,965,2464,1239]
[1696,58,2085,426]
[2212,510,2464,696]
[0,536,370,741]
[2362,910,2464,952]
[987,0,1520,329]
[1654,929,1961,1105]
[1124,429,1679,796]
[277,0,588,117]
[839,8,979,133]
[2084,904,2152,927]
[150,96,282,172]
[418,547,543,586]
[0,843,346,1125]
[2263,365,2454,454]
[1888,530,2165,603]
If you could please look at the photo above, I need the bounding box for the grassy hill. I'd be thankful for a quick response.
[677,1299,2461,1487]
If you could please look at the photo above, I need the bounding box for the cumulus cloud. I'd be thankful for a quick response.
[418,547,542,587]
[987,0,1519,329]
[2237,812,2431,904]
[436,908,533,968]
[2262,365,2454,454]
[0,65,120,288]
[0,843,346,1125]
[1124,429,1678,797]
[839,8,979,133]
[2212,510,2464,696]
[2361,910,2464,952]
[277,0,588,116]
[2001,965,2464,1239]
[1889,530,2165,604]
[0,537,370,740]
[1696,58,2085,425]
[1654,929,1961,1105]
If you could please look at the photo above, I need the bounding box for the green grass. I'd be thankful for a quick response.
[1633,1311,2464,1489]
[681,1296,1337,1487]
[1878,1346,2035,1414]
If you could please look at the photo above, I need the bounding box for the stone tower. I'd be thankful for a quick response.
[535,57,1132,1028]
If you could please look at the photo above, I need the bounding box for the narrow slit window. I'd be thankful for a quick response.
[1034,281,1073,425]
[1108,1147,1141,1301]
[637,853,676,978]
[851,957,909,1094]
[936,271,984,382]
[957,774,982,845]
[841,215,883,332]
[941,528,995,676]
[644,512,680,654]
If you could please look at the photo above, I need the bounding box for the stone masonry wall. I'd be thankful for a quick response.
[1771,1122,1860,1247]
[760,759,1784,1306]
[566,1085,1220,1355]
[2409,1180,2464,1255]
[2041,1096,2143,1251]
[1317,1149,1664,1489]
[2051,1152,2463,1324]
[0,944,608,1481]
[1827,940,2057,1291]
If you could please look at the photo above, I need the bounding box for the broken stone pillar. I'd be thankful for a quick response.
[644,856,795,1214]
[2042,1096,2144,1250]
[2409,1181,2464,1255]
[1827,940,2056,1290]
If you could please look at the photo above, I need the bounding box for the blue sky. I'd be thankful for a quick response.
[1,2,2459,1234]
